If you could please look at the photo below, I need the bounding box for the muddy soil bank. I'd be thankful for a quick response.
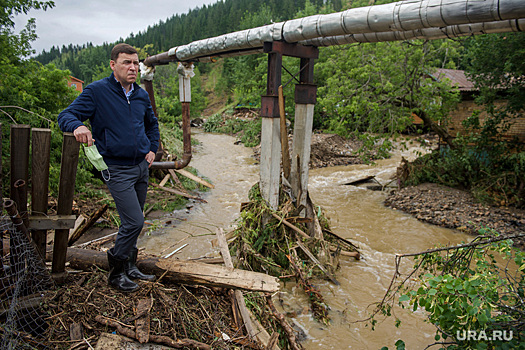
[384,183,525,248]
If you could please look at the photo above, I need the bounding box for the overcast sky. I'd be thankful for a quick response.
[14,0,219,54]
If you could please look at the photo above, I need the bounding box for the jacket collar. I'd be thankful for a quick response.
[108,72,140,93]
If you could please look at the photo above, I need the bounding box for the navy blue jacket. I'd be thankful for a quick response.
[58,73,160,166]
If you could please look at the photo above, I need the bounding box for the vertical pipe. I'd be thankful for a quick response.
[10,124,30,201]
[147,66,193,170]
[4,198,30,268]
[31,128,52,259]
[52,133,80,274]
[143,79,165,162]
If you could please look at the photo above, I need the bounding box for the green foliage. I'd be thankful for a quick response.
[371,230,525,349]
[315,39,461,158]
[393,231,525,349]
[202,113,261,147]
[153,63,207,123]
[0,0,92,197]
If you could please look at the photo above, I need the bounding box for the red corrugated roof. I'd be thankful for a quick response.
[431,68,476,91]
[69,76,84,84]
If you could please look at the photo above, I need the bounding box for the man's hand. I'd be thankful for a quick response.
[145,151,155,167]
[73,125,94,146]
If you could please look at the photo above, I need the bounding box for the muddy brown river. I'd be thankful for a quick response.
[140,130,473,349]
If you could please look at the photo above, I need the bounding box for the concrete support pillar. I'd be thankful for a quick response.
[291,57,317,212]
[291,103,315,209]
[260,51,283,210]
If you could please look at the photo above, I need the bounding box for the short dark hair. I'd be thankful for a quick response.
[110,43,138,61]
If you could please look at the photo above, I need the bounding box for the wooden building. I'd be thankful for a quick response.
[432,68,525,142]
[67,76,84,92]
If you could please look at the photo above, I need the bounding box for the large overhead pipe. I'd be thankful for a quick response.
[301,18,525,46]
[141,0,525,64]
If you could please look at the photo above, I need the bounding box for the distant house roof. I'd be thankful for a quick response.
[431,68,476,91]
[69,76,84,84]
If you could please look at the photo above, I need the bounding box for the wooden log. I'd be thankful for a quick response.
[52,133,80,274]
[329,246,360,259]
[53,247,280,293]
[150,182,207,203]
[68,203,108,246]
[31,128,52,258]
[173,168,214,189]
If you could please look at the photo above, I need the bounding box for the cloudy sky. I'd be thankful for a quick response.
[14,0,219,54]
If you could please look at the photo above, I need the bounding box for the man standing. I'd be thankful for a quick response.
[58,43,159,292]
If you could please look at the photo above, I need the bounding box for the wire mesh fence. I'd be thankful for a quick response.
[1,218,54,350]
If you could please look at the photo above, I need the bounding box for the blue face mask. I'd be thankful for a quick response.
[83,144,108,171]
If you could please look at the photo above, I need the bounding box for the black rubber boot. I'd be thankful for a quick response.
[125,248,155,281]
[107,250,139,292]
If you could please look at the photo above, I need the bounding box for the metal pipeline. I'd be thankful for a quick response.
[4,198,29,239]
[150,102,192,170]
[141,76,192,169]
[147,0,525,63]
[143,51,177,67]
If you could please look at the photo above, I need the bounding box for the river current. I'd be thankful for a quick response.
[140,130,473,349]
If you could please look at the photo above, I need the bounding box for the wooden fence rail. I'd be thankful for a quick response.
[2,123,79,276]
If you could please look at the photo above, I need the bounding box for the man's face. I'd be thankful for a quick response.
[110,53,139,86]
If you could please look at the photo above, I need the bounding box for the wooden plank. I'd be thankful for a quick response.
[155,259,280,293]
[28,215,77,230]
[216,229,256,339]
[10,124,30,200]
[31,128,52,257]
[135,298,152,344]
[158,173,171,187]
[52,133,80,273]
[68,204,108,246]
[150,182,207,202]
[174,168,214,189]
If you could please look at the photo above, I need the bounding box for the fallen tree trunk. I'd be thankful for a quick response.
[48,247,280,293]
